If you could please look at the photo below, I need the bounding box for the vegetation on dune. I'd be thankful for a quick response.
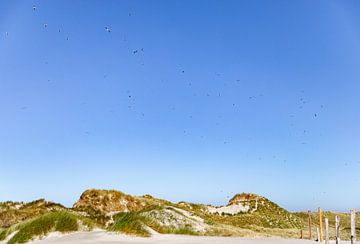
[72,189,174,229]
[0,199,66,228]
[73,189,148,215]
[72,206,110,227]
[1,211,94,244]
[0,228,8,241]
[209,201,301,229]
[174,194,302,230]
[110,212,151,237]
[99,191,306,238]
[77,189,305,238]
[110,205,199,236]
[141,208,199,235]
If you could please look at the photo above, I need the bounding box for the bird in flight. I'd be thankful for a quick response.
[44,23,48,28]
[105,27,111,33]
[32,5,36,11]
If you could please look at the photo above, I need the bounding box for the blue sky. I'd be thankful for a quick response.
[1,0,360,211]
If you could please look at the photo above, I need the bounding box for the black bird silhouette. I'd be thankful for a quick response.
[105,27,111,33]
[32,5,36,11]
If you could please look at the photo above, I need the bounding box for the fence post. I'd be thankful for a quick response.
[317,227,320,242]
[335,215,340,244]
[309,210,312,240]
[325,218,329,244]
[319,207,324,242]
[351,208,356,244]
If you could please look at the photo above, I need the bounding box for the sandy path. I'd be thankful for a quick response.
[23,230,348,244]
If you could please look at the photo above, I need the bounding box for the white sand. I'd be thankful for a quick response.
[23,230,349,244]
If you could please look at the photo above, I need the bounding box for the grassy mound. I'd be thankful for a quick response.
[141,207,199,235]
[212,199,302,229]
[176,195,302,230]
[2,211,93,244]
[0,199,66,228]
[109,206,200,237]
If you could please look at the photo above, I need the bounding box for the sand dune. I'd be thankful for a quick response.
[23,230,343,244]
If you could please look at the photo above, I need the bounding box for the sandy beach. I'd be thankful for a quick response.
[20,231,346,244]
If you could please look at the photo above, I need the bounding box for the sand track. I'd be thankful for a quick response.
[22,230,339,244]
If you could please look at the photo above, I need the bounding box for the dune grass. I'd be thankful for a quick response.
[0,221,24,241]
[110,205,199,237]
[0,199,66,229]
[142,214,198,235]
[5,211,93,244]
[0,228,7,240]
[110,212,151,237]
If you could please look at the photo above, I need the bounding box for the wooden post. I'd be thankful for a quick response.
[351,208,356,244]
[308,210,312,240]
[335,215,340,244]
[319,207,324,242]
[325,218,329,244]
[301,229,303,239]
[317,227,320,242]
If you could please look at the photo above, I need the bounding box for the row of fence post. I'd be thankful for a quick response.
[305,208,356,243]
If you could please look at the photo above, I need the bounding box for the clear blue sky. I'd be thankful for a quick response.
[1,0,360,211]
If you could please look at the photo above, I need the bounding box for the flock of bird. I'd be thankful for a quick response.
[2,4,327,161]
[2,3,359,204]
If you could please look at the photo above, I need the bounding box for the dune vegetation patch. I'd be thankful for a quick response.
[110,212,151,237]
[140,207,201,235]
[0,199,66,228]
[0,228,9,241]
[4,211,93,244]
[109,205,202,237]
